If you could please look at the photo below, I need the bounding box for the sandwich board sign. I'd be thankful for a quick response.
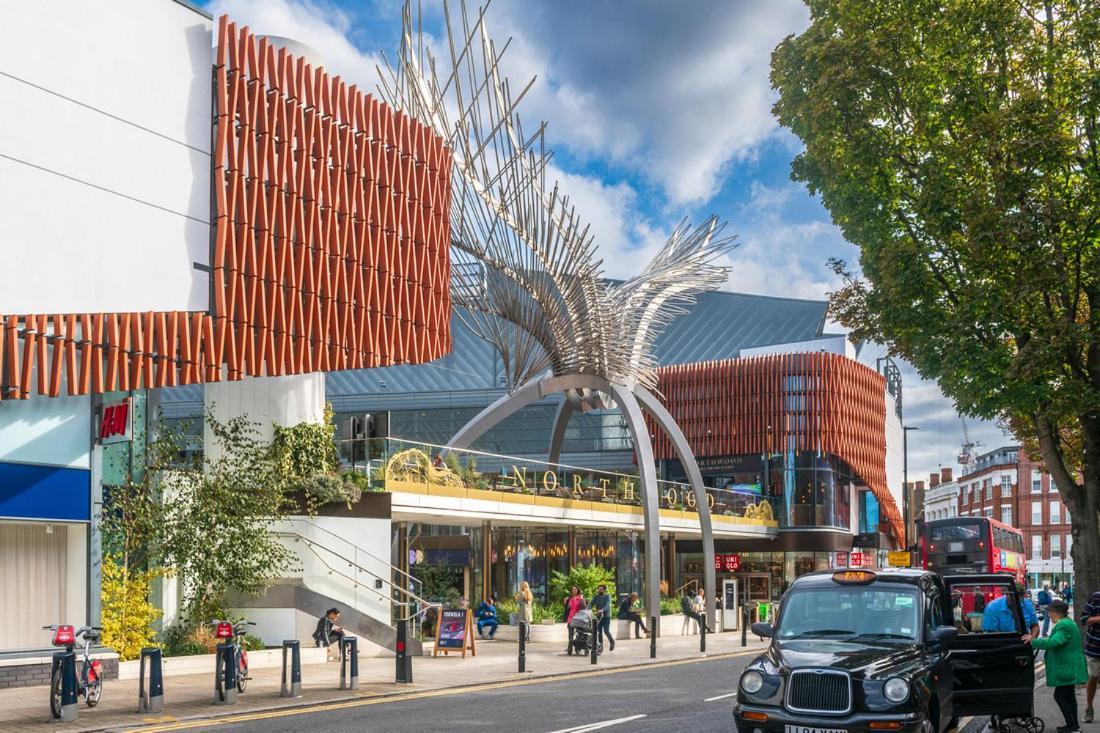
[433,608,476,657]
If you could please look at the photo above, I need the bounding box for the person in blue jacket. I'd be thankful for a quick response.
[475,595,499,639]
[982,582,1040,637]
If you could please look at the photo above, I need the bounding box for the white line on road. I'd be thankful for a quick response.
[704,692,738,701]
[546,714,648,733]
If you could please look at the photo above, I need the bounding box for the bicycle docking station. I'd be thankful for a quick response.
[214,642,238,705]
[138,647,165,713]
[339,636,359,690]
[49,649,79,723]
[517,621,528,673]
[649,615,657,658]
[395,620,412,684]
[700,617,707,654]
[280,640,302,698]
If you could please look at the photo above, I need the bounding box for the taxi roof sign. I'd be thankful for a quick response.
[832,569,877,584]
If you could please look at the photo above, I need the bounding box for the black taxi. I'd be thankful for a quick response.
[734,569,1035,733]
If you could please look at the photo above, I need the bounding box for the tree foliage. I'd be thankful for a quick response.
[100,555,161,661]
[771,0,1099,592]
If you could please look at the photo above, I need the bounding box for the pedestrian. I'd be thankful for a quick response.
[312,607,346,659]
[514,581,534,642]
[681,587,700,634]
[475,594,499,639]
[618,592,649,638]
[564,585,586,653]
[1078,586,1100,724]
[1039,583,1054,636]
[421,604,439,638]
[1025,599,1088,732]
[591,584,615,652]
[982,582,1040,637]
[972,588,986,614]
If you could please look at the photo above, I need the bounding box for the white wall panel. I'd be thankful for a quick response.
[0,0,212,314]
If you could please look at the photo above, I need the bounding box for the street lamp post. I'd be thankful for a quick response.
[902,425,920,549]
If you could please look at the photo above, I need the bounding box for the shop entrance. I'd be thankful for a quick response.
[735,573,772,622]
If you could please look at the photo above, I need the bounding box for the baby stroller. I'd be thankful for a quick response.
[568,609,596,656]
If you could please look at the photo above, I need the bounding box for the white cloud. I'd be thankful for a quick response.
[485,0,811,206]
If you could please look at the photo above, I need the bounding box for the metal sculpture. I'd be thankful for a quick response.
[380,1,736,628]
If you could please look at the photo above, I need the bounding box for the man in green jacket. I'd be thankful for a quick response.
[1026,600,1089,733]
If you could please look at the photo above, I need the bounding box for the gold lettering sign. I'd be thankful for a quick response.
[621,480,635,502]
[572,474,583,496]
[706,493,715,509]
[664,487,679,507]
[685,490,697,509]
[512,466,527,492]
[597,478,610,499]
[542,471,558,492]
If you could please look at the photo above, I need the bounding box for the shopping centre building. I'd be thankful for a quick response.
[0,0,905,659]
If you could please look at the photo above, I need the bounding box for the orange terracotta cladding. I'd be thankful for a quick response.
[0,17,452,400]
[652,352,903,543]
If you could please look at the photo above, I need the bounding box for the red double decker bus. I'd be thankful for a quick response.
[920,516,1026,584]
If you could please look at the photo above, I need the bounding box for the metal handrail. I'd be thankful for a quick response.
[274,531,438,624]
[282,518,424,597]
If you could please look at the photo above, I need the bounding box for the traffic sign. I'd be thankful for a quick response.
[888,551,912,567]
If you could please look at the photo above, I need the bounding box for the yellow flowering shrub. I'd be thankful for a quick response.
[100,555,162,661]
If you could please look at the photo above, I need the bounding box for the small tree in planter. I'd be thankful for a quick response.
[549,563,616,606]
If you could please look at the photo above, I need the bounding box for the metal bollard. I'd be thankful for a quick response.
[214,642,237,705]
[51,649,79,723]
[339,636,359,690]
[395,620,412,684]
[700,617,707,654]
[590,619,598,665]
[138,647,165,713]
[518,622,527,673]
[741,607,748,647]
[280,640,301,698]
[649,615,657,658]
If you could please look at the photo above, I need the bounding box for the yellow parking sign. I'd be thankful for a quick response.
[888,551,912,567]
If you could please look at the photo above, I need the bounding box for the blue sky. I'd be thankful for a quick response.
[205,0,1012,481]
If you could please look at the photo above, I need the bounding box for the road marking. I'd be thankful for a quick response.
[704,692,737,701]
[131,649,761,731]
[546,715,647,733]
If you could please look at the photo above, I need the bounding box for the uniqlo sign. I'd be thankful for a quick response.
[99,398,133,445]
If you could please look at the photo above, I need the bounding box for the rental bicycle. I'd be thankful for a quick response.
[211,619,256,699]
[43,624,103,717]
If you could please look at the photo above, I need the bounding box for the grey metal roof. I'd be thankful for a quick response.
[159,289,827,407]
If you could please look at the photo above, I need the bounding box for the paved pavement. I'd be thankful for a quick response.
[0,629,767,732]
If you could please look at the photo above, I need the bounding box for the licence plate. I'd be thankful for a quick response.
[784,727,846,733]
[949,541,965,552]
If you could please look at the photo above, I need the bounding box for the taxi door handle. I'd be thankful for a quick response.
[1015,655,1032,666]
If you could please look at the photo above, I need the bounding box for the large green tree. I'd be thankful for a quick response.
[772,1,1100,597]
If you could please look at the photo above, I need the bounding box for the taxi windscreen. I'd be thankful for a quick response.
[777,587,920,642]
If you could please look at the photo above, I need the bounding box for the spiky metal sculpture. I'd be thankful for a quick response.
[379,1,737,628]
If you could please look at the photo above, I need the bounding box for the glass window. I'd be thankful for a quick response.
[1000,476,1012,495]
[1067,534,1072,555]
[1032,535,1042,559]
[1051,535,1061,558]
[1031,501,1042,525]
[1032,470,1042,493]
[1001,506,1012,525]
[983,507,993,518]
[776,587,920,642]
[1050,477,1057,493]
[1050,501,1060,525]
[930,520,982,540]
[984,479,992,500]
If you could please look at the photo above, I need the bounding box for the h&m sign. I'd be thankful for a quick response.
[99,398,133,445]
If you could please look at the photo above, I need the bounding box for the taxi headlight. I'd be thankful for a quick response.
[740,670,765,694]
[883,676,910,703]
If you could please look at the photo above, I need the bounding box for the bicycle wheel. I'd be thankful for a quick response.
[84,664,102,708]
[214,656,226,702]
[236,650,248,694]
[49,664,63,719]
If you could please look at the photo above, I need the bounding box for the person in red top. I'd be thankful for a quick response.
[564,585,586,653]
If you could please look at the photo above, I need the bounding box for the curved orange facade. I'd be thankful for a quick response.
[653,353,903,543]
[0,17,452,400]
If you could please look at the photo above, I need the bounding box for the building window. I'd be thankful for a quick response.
[1067,535,1072,556]
[1051,534,1061,558]
[1001,506,1012,525]
[1050,477,1057,494]
[1032,535,1043,559]
[1050,500,1060,525]
[984,479,992,500]
[1032,470,1042,493]
[983,507,993,518]
[1065,508,1071,525]
[1031,501,1042,525]
[1001,475,1012,495]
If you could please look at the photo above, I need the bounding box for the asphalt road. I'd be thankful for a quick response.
[177,654,752,732]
